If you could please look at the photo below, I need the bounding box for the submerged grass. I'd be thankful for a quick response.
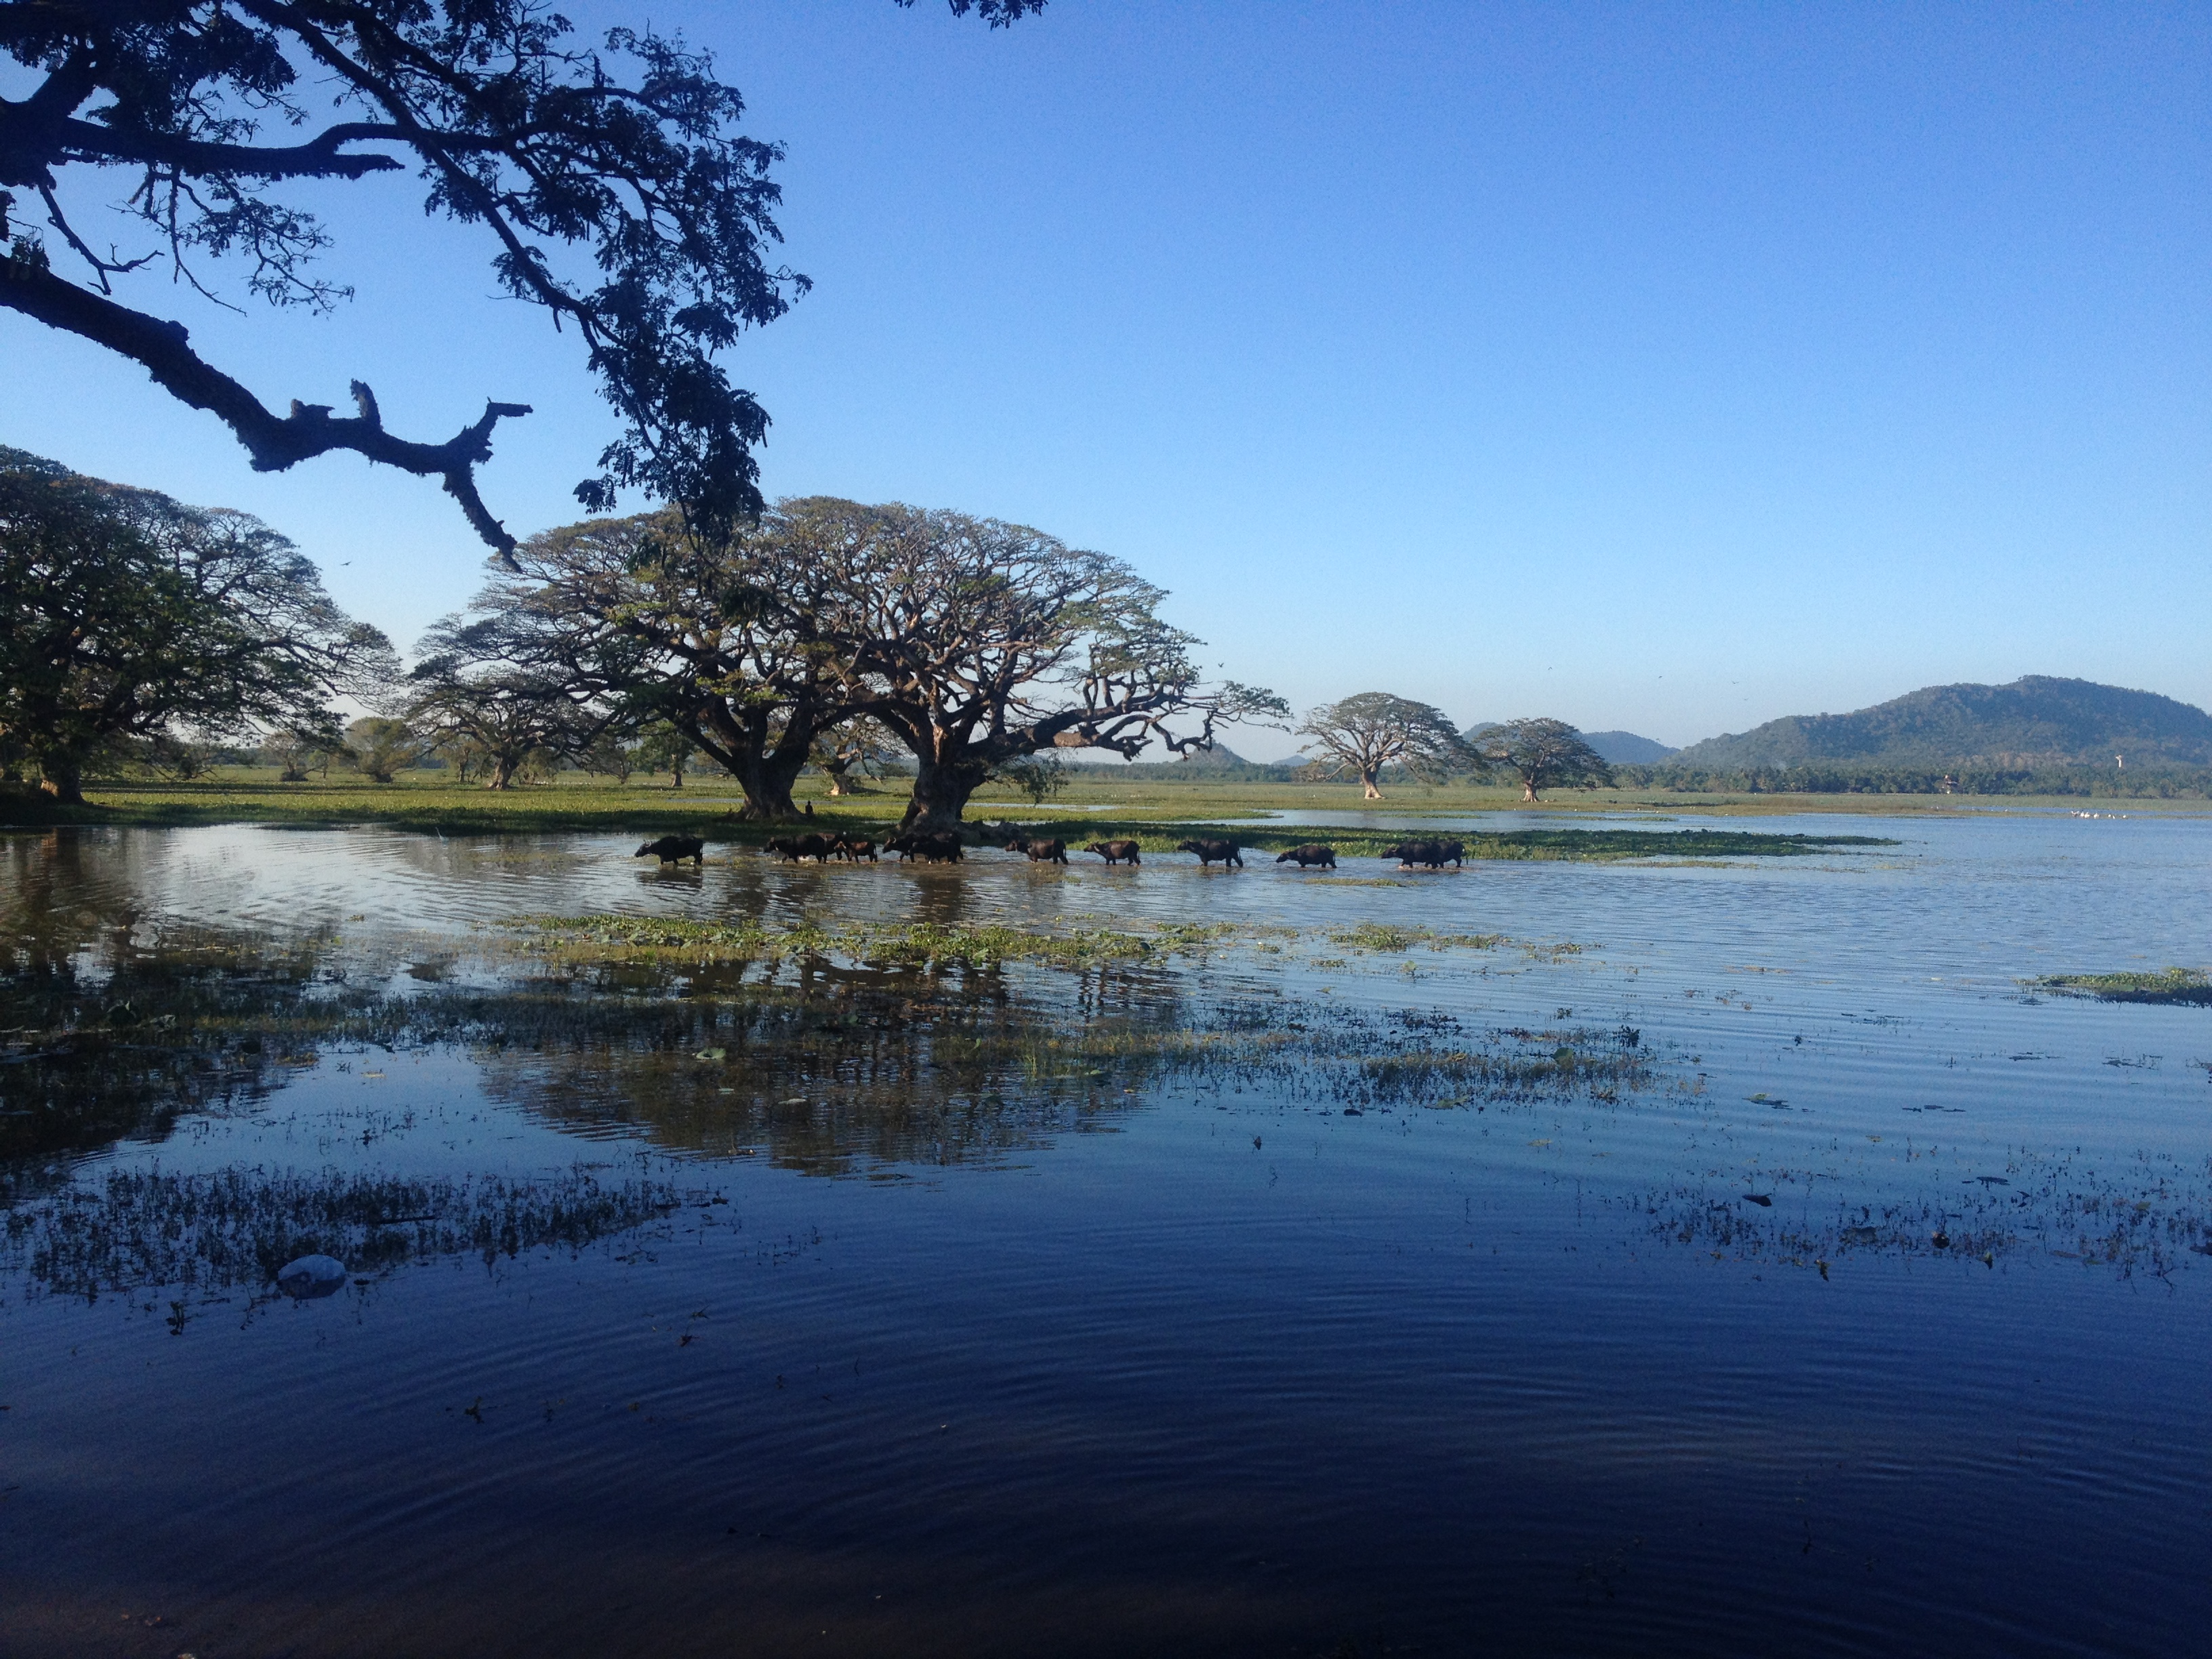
[2028,968,2212,1006]
[520,914,1179,968]
[3,1164,694,1302]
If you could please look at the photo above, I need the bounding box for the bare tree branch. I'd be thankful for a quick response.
[0,255,530,552]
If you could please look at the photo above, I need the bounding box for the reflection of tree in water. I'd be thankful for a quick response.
[0,922,363,1201]
[476,970,1666,1176]
[478,958,1174,1174]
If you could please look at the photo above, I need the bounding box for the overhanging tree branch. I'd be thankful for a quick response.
[0,254,530,552]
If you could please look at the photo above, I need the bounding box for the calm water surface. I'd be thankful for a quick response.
[3,815,2210,1658]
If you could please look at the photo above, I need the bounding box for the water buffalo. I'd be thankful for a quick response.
[1275,844,1337,869]
[830,833,878,863]
[886,832,964,863]
[1380,838,1465,870]
[1006,836,1068,864]
[1177,838,1244,868]
[634,835,704,865]
[766,833,834,863]
[1084,839,1143,865]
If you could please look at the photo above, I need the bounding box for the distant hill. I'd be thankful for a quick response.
[1580,731,1679,764]
[1673,677,2212,769]
[1462,723,1677,764]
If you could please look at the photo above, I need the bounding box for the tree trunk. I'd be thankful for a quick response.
[1521,779,1539,802]
[1361,768,1383,800]
[901,753,991,833]
[37,758,85,805]
[824,764,849,797]
[486,754,516,790]
[670,760,683,789]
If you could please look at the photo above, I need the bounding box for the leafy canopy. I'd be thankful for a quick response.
[0,445,390,798]
[1477,718,1612,800]
[1297,692,1478,798]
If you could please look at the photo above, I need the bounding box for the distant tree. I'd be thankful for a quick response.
[407,608,613,790]
[1296,693,1477,800]
[1479,718,1612,801]
[264,720,346,782]
[813,716,902,796]
[344,716,426,784]
[991,752,1069,808]
[577,732,641,786]
[0,1,1040,553]
[0,447,390,802]
[635,719,696,789]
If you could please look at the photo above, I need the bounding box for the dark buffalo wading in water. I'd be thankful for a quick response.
[1005,836,1069,864]
[1085,840,1143,865]
[764,834,834,863]
[634,835,705,864]
[885,832,965,864]
[1179,838,1244,867]
[1382,838,1464,869]
[830,834,879,862]
[1276,844,1338,869]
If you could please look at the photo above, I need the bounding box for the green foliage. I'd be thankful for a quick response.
[344,717,427,784]
[0,448,390,802]
[992,754,1071,806]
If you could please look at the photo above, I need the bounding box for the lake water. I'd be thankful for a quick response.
[3,815,2209,1657]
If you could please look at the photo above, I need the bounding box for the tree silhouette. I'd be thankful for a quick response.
[1,1,1040,554]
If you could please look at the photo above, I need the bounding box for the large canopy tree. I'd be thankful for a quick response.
[792,498,1288,830]
[0,445,390,800]
[0,0,1040,553]
[499,494,1282,827]
[1477,718,1612,801]
[501,502,875,819]
[1296,692,1477,799]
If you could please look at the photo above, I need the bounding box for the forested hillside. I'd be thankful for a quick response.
[1673,677,2212,768]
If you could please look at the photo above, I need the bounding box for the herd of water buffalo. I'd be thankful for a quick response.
[634,832,1469,869]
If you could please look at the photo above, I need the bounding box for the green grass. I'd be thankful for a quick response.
[2029,968,2212,1006]
[3,768,1898,857]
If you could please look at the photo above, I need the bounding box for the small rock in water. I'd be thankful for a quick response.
[1742,1193,1773,1206]
[275,1254,348,1300]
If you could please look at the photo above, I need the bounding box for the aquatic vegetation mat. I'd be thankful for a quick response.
[2027,968,2212,1005]
[2,1165,694,1303]
[1633,1145,2212,1281]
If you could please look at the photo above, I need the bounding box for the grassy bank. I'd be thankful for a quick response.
[1,771,1899,861]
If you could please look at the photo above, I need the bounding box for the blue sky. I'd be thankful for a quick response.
[5,1,2205,758]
